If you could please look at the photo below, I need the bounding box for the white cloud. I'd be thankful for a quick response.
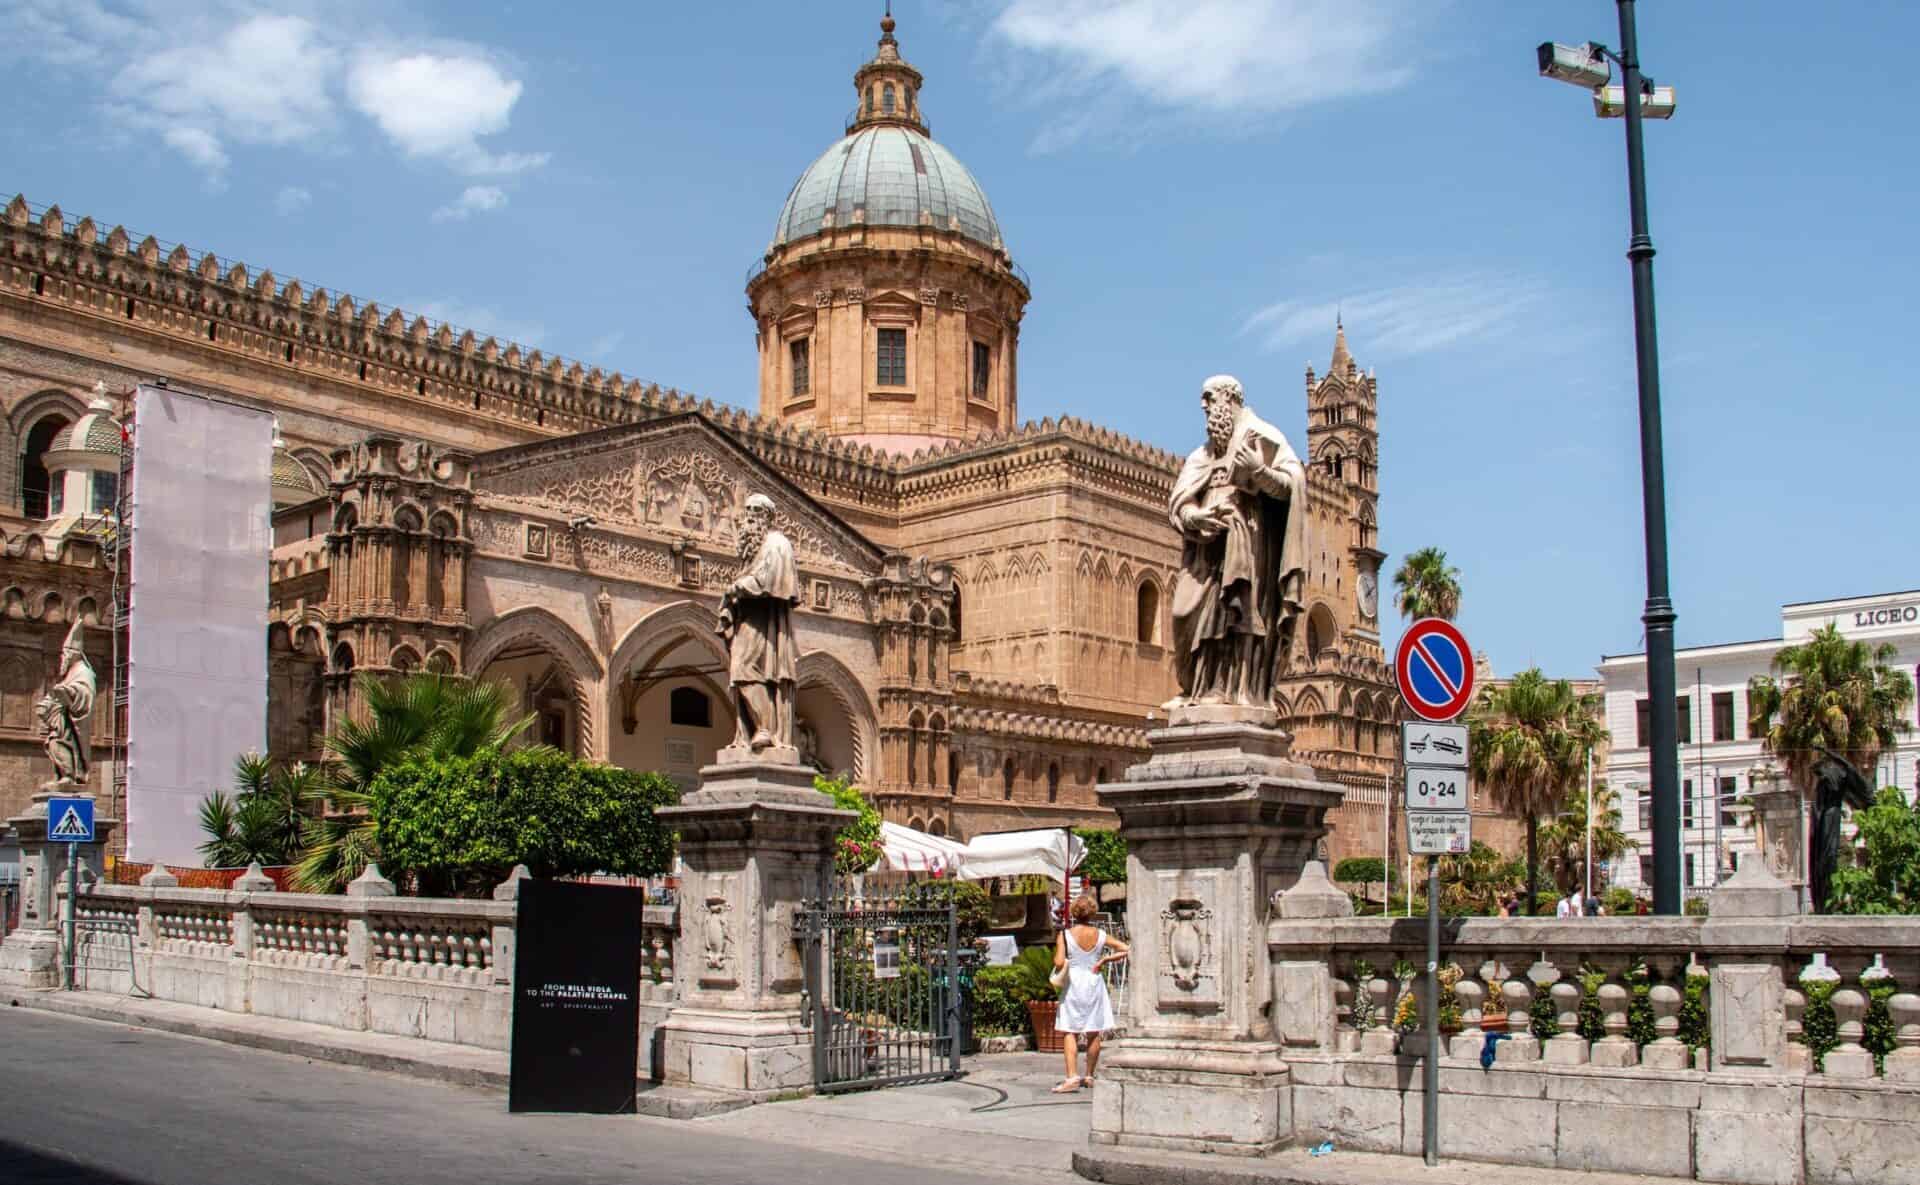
[431,185,507,222]
[348,52,548,175]
[2,2,546,181]
[989,0,1424,149]
[1240,273,1545,360]
[275,185,313,216]
[162,126,230,173]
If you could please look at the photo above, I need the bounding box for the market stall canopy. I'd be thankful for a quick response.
[957,828,1086,882]
[876,821,968,874]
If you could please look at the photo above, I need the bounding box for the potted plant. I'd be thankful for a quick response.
[1013,947,1064,1052]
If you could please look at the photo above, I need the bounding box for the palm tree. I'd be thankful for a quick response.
[1748,623,1913,798]
[1538,777,1637,898]
[1392,547,1461,621]
[196,753,325,868]
[1468,669,1606,914]
[294,673,534,892]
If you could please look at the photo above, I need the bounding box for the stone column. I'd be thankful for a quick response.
[1748,764,1809,914]
[657,751,850,1099]
[1087,715,1347,1158]
[0,785,120,988]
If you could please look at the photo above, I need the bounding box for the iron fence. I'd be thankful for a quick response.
[799,885,963,1092]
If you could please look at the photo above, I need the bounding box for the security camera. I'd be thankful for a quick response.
[1593,84,1677,120]
[567,514,596,532]
[1537,41,1611,90]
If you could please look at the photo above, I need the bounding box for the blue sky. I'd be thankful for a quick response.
[3,1,1915,678]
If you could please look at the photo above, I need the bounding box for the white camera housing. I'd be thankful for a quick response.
[1594,85,1677,120]
[1537,41,1612,89]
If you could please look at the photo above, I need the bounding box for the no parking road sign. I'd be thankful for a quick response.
[1395,618,1475,723]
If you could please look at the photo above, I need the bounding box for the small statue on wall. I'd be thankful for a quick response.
[718,493,800,754]
[36,620,96,786]
[1166,375,1308,714]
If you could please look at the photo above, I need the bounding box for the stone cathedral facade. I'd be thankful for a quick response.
[0,15,1397,859]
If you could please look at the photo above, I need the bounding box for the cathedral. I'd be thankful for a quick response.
[0,15,1397,859]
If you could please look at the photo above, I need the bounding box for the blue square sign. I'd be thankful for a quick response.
[47,796,94,843]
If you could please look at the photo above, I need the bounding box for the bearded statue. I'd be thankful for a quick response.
[1165,375,1307,715]
[717,494,800,755]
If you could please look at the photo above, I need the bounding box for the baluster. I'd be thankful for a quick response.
[1782,971,1810,1074]
[1332,970,1358,1053]
[1825,954,1875,1079]
[1359,958,1397,1055]
[1886,988,1920,1081]
[1497,958,1542,1063]
[479,934,494,972]
[1590,956,1638,1068]
[1544,963,1589,1065]
[1448,962,1487,1061]
[1642,954,1690,1070]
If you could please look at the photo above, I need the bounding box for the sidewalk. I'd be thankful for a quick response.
[8,988,1684,1185]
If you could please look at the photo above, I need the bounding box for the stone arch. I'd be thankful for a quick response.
[424,646,458,675]
[795,650,876,782]
[390,644,422,673]
[928,817,947,837]
[1296,687,1327,718]
[908,815,926,832]
[1093,556,1114,634]
[10,387,86,517]
[1135,574,1162,645]
[292,447,331,491]
[468,606,602,758]
[1306,602,1338,661]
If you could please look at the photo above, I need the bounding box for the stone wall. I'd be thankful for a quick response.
[1267,863,1920,1185]
[37,871,681,1077]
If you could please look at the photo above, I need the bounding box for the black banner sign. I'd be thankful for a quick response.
[508,879,646,1113]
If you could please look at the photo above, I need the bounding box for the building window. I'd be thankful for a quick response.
[90,469,118,514]
[21,415,69,519]
[670,686,712,728]
[971,341,990,399]
[540,709,567,750]
[48,476,64,517]
[1635,698,1650,748]
[1637,789,1651,830]
[883,83,895,114]
[1684,852,1696,888]
[876,328,907,386]
[1719,775,1739,826]
[1676,695,1691,744]
[1682,778,1694,829]
[1136,581,1159,645]
[789,337,810,397]
[1712,691,1735,742]
[1002,757,1015,800]
[1047,762,1060,803]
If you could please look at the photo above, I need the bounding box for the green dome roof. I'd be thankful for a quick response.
[772,126,1004,254]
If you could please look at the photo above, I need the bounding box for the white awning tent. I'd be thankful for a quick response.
[956,828,1085,883]
[875,821,968,875]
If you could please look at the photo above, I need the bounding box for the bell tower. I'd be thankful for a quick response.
[1305,319,1382,654]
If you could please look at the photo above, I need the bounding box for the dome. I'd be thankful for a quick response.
[51,394,122,458]
[271,435,324,506]
[771,126,1004,254]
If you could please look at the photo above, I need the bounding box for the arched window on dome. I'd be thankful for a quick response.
[867,84,876,115]
[883,84,895,114]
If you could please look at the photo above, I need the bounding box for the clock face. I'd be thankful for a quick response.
[1357,572,1378,618]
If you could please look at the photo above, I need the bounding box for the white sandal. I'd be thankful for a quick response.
[1051,1077,1083,1094]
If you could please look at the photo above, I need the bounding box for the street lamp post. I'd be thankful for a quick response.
[1539,1,1684,914]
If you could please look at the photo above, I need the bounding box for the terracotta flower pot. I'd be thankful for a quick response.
[1027,999,1064,1053]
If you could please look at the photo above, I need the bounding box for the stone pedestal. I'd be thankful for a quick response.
[0,784,120,988]
[657,756,850,1100]
[1748,765,1809,914]
[1088,722,1347,1157]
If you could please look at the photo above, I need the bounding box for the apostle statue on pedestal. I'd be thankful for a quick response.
[1166,375,1308,713]
[718,493,800,753]
[37,620,96,785]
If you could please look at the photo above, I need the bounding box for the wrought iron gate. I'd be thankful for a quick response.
[799,886,963,1092]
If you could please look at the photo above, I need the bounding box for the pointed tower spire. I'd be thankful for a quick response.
[1330,316,1352,376]
[849,5,928,134]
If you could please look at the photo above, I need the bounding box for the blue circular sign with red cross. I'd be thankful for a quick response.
[1395,618,1475,722]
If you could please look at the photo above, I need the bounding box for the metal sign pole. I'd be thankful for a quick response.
[63,839,78,991]
[1425,854,1440,1166]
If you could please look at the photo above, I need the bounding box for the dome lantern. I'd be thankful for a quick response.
[850,6,927,136]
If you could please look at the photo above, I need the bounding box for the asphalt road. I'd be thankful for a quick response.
[0,1007,1022,1185]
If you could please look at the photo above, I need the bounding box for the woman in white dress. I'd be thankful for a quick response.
[1051,895,1130,1093]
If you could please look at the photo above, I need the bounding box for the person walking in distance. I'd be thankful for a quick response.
[1051,895,1130,1093]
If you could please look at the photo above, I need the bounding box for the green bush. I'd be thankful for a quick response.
[1800,976,1899,1073]
[901,879,995,950]
[815,775,882,875]
[1074,828,1128,886]
[370,747,677,893]
[973,966,1033,1036]
[1603,886,1637,916]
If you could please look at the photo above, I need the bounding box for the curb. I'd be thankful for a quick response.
[8,989,510,1090]
[1074,1147,1313,1185]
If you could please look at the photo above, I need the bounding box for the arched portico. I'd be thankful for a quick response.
[468,606,603,758]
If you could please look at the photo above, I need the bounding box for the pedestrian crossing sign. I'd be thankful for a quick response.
[48,796,94,843]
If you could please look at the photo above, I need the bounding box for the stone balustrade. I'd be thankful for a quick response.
[47,866,681,1070]
[1266,861,1920,1184]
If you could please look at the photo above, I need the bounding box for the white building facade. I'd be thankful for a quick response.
[1599,590,1920,895]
